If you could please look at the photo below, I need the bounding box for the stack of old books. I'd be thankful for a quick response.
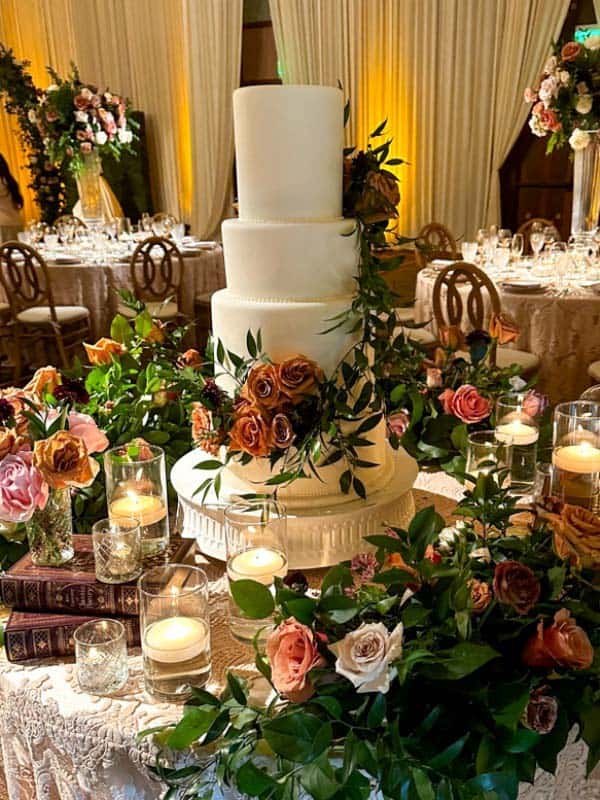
[1,535,191,662]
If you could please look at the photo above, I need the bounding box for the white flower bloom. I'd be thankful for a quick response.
[103,92,113,103]
[543,56,558,74]
[74,110,88,124]
[471,547,491,563]
[570,128,592,151]
[559,70,571,86]
[575,94,593,115]
[438,526,461,554]
[329,622,404,694]
[95,130,108,145]
[529,115,546,138]
[584,34,600,50]
[539,76,558,106]
[46,84,59,93]
[117,128,133,144]
[509,376,527,391]
[27,109,38,124]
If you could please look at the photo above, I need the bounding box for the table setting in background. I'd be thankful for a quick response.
[415,223,600,403]
[5,218,225,338]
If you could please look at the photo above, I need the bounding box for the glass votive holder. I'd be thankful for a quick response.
[92,517,143,584]
[104,442,169,556]
[139,564,211,701]
[465,430,513,489]
[552,401,600,512]
[74,619,129,695]
[495,393,539,496]
[225,498,288,643]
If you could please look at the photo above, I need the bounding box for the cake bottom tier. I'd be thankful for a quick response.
[171,447,418,569]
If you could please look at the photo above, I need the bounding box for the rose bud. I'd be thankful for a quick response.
[493,560,540,615]
[468,578,492,614]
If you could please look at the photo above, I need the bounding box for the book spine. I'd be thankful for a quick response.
[4,617,140,662]
[0,578,139,617]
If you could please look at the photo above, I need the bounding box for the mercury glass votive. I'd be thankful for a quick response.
[92,517,143,584]
[465,430,513,489]
[225,498,288,643]
[74,619,129,695]
[139,564,211,701]
[552,401,600,512]
[495,393,539,496]
[105,442,169,556]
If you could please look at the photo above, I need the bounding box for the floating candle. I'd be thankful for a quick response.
[109,493,166,527]
[227,547,287,585]
[143,616,210,664]
[496,420,538,446]
[553,442,600,474]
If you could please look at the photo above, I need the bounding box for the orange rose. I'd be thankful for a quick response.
[550,505,600,569]
[0,389,31,436]
[489,312,519,344]
[0,428,24,459]
[84,337,125,365]
[177,349,203,369]
[229,405,272,457]
[438,324,465,351]
[523,609,593,671]
[191,402,223,456]
[33,430,99,489]
[266,618,325,703]
[468,578,492,614]
[277,356,324,402]
[561,41,581,62]
[242,364,283,410]
[24,366,62,398]
[271,413,294,450]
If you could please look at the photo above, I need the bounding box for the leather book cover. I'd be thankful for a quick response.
[0,534,192,616]
[4,610,140,662]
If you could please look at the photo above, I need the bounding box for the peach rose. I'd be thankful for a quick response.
[439,388,455,415]
[561,41,581,62]
[446,384,492,424]
[493,560,540,615]
[45,409,109,455]
[145,321,167,344]
[266,617,325,703]
[550,504,600,569]
[438,324,465,351]
[469,579,492,614]
[0,389,32,436]
[489,312,520,344]
[388,411,410,438]
[177,349,203,369]
[524,87,538,103]
[539,108,561,133]
[84,337,125,365]
[271,413,295,450]
[0,428,24,459]
[33,430,99,490]
[229,406,272,457]
[426,367,443,389]
[25,366,62,398]
[242,364,283,410]
[522,609,593,670]
[191,402,223,456]
[277,356,324,402]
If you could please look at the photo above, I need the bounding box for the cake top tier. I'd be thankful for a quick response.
[233,85,344,222]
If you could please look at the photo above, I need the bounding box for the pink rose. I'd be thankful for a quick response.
[46,410,109,454]
[439,388,455,415]
[522,389,549,418]
[426,367,443,389]
[0,452,48,523]
[45,110,59,123]
[80,142,92,153]
[266,617,325,703]
[524,87,538,103]
[561,42,581,62]
[446,384,492,424]
[532,101,544,116]
[388,410,410,438]
[540,108,561,132]
[74,94,89,110]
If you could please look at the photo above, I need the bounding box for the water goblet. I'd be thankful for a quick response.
[461,241,478,262]
[510,233,524,262]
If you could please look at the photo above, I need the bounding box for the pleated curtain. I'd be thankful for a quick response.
[0,0,242,238]
[270,0,570,238]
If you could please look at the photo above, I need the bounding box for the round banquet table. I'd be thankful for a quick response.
[0,246,225,340]
[414,268,600,404]
[0,473,599,800]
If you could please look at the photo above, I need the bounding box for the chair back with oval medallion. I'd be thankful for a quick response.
[54,214,87,230]
[432,260,502,365]
[0,241,57,318]
[129,236,184,308]
[415,222,459,268]
[517,217,552,254]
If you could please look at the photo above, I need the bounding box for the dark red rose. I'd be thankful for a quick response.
[493,560,540,615]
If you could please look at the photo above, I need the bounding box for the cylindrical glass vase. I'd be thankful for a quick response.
[465,431,513,489]
[76,150,104,225]
[552,401,600,511]
[495,393,539,496]
[105,443,169,556]
[92,517,143,584]
[139,564,211,701]
[25,487,74,566]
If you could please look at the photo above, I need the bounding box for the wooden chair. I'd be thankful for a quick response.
[152,212,178,227]
[432,261,539,376]
[517,217,552,254]
[54,214,87,230]
[0,242,90,379]
[415,222,459,269]
[121,236,184,321]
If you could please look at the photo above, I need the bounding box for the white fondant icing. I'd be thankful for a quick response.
[233,85,344,221]
[221,218,359,300]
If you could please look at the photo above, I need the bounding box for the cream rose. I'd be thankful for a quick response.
[584,34,600,50]
[575,94,593,115]
[329,622,403,694]
[569,128,591,151]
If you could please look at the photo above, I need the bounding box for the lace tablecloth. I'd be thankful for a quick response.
[0,246,225,339]
[0,476,598,800]
[414,269,600,404]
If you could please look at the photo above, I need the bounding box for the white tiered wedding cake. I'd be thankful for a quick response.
[172,85,418,567]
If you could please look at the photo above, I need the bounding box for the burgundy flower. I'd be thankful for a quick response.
[283,571,309,594]
[350,552,378,584]
[524,690,558,734]
[53,379,90,406]
[493,560,540,615]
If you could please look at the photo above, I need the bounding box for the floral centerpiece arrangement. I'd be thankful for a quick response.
[0,366,107,566]
[524,37,600,152]
[384,317,549,477]
[149,473,600,800]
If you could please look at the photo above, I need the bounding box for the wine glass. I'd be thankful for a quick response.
[461,241,478,262]
[543,225,559,248]
[141,212,152,232]
[511,233,524,261]
[530,230,544,266]
[498,228,512,247]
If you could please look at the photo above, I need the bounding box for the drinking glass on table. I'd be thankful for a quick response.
[494,245,511,271]
[498,228,512,248]
[510,233,524,261]
[44,227,59,249]
[172,223,185,247]
[461,241,478,262]
[530,230,544,265]
[141,212,152,232]
[543,225,560,248]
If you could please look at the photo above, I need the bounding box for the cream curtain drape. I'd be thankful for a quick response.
[270,0,569,238]
[0,0,242,237]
